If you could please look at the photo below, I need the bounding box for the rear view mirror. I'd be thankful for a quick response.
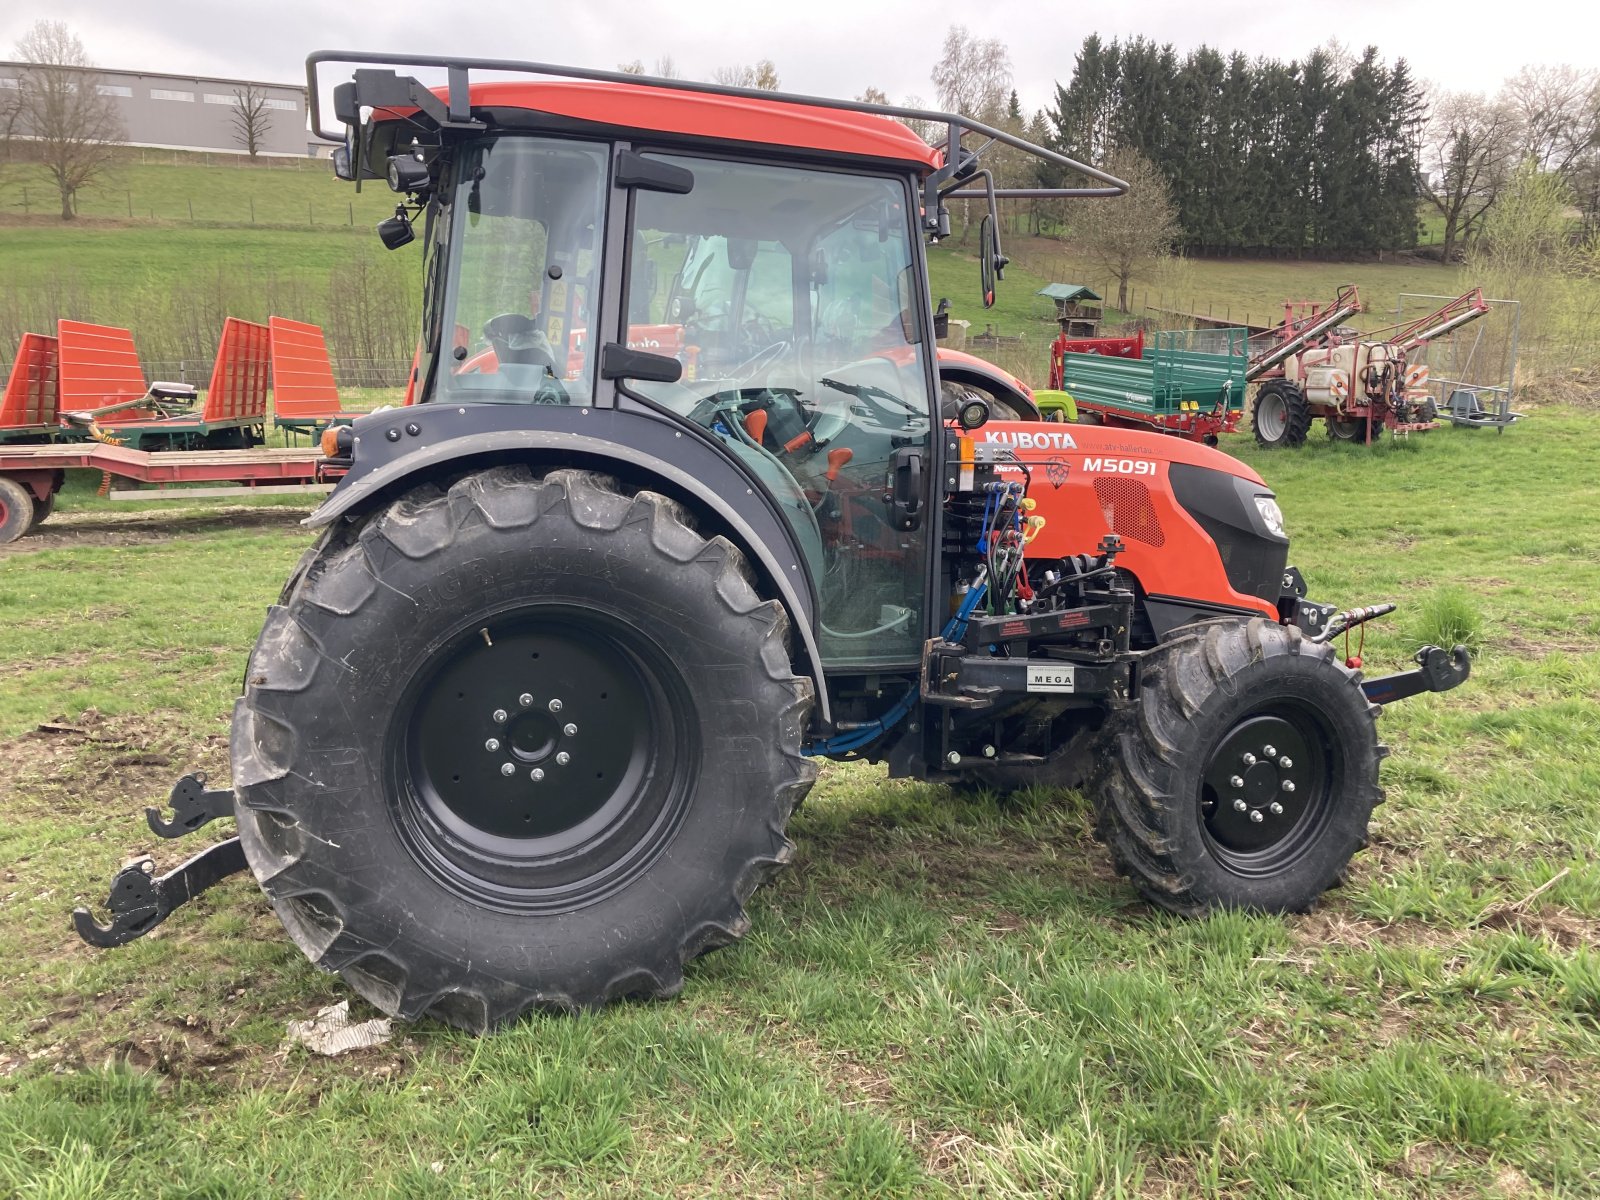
[331,144,354,181]
[600,343,682,383]
[933,298,950,341]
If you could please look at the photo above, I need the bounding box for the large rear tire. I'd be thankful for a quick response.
[1092,618,1384,914]
[232,466,816,1031]
[1252,382,1313,449]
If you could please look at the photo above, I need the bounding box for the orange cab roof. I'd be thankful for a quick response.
[383,80,944,172]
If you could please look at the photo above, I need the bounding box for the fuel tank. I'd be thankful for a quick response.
[967,420,1288,619]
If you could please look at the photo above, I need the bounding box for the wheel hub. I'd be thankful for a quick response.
[388,605,696,912]
[1200,712,1327,865]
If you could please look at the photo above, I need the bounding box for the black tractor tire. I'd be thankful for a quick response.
[26,490,57,534]
[940,380,1033,423]
[231,466,816,1031]
[1092,617,1384,915]
[1252,381,1313,449]
[0,477,34,544]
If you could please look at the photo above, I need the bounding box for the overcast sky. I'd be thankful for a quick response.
[3,0,1596,124]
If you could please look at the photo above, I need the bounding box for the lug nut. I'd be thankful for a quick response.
[1230,774,1244,789]
[563,723,578,737]
[945,751,961,766]
[1263,744,1277,758]
[1279,756,1293,769]
[492,708,508,724]
[1242,752,1257,766]
[500,763,515,777]
[519,693,534,708]
[530,767,545,781]
[982,744,996,758]
[1269,802,1284,815]
[555,751,571,766]
[485,738,501,752]
[548,698,563,713]
[1281,780,1296,793]
[1232,798,1248,812]
[1249,810,1264,823]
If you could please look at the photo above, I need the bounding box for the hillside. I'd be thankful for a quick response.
[0,153,1509,388]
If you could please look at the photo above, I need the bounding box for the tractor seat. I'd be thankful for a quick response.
[149,381,198,401]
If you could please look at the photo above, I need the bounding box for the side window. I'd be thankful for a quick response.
[622,155,937,668]
[436,137,607,405]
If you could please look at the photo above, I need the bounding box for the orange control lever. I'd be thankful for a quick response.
[826,447,854,482]
[742,409,768,444]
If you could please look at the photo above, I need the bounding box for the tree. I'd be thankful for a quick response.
[712,60,779,90]
[1500,64,1597,175]
[1068,148,1178,312]
[618,57,680,78]
[1419,90,1518,260]
[930,24,1011,122]
[856,86,890,106]
[12,20,123,219]
[230,84,273,158]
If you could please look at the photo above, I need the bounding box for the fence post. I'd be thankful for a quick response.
[309,201,314,226]
[348,201,354,226]
[127,190,133,218]
[250,196,255,223]
[188,197,195,221]
[21,187,27,215]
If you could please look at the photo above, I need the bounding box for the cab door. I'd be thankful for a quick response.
[621,154,938,668]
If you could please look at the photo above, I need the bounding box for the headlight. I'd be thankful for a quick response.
[1254,495,1286,539]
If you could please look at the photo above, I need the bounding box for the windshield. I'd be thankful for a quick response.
[624,155,936,667]
[436,136,608,405]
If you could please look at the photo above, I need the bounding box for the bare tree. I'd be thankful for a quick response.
[1500,64,1598,175]
[712,60,779,90]
[229,84,274,158]
[618,57,682,79]
[1419,90,1518,261]
[856,86,890,106]
[1067,148,1177,313]
[930,24,1011,122]
[12,20,123,220]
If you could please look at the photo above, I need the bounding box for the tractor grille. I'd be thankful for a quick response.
[1092,477,1166,547]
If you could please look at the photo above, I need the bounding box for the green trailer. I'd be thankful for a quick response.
[1052,328,1249,444]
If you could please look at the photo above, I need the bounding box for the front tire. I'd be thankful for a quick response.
[232,467,816,1030]
[1252,381,1313,449]
[1093,618,1384,914]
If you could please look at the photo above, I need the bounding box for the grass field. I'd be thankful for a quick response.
[1,404,1597,1196]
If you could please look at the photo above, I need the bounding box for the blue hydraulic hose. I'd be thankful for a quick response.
[804,581,988,756]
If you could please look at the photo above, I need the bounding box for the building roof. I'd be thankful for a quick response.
[0,60,302,93]
[1038,284,1103,303]
[379,80,943,171]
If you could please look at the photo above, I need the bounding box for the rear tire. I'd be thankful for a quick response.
[0,478,33,544]
[232,466,816,1030]
[26,490,56,534]
[1252,382,1313,449]
[1092,618,1384,915]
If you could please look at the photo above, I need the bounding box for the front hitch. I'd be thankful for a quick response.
[72,838,247,948]
[1360,644,1471,705]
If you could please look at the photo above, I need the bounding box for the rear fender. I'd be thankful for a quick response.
[308,403,830,722]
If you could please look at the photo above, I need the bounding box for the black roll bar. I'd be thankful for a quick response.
[306,50,1127,235]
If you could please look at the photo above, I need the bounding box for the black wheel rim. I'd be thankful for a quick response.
[1328,417,1361,440]
[387,603,697,914]
[1198,705,1335,875]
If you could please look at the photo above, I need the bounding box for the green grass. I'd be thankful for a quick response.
[2,402,1599,1195]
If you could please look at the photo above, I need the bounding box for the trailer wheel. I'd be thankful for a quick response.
[1326,416,1363,441]
[0,478,34,544]
[1092,617,1384,915]
[26,490,56,534]
[232,466,816,1031]
[1252,382,1313,448]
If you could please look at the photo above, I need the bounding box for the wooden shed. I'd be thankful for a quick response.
[1038,284,1104,337]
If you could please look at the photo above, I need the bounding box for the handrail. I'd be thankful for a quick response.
[304,49,1129,203]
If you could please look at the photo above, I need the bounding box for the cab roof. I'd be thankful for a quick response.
[380,80,944,173]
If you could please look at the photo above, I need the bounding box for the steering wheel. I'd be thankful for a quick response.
[482,312,571,405]
[729,340,792,386]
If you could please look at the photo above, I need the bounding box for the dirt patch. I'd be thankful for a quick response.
[0,707,229,814]
[1,504,315,555]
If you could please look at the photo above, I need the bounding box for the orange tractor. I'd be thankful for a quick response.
[73,53,1469,1030]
